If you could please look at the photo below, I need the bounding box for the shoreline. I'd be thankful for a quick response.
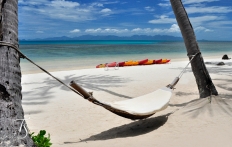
[20,54,227,75]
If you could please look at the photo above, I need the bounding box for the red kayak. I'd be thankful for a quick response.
[138,59,148,65]
[166,59,171,63]
[118,61,125,67]
[106,62,117,67]
[153,59,162,64]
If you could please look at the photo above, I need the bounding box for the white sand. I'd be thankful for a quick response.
[21,58,232,147]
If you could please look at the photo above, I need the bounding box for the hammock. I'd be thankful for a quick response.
[70,81,175,119]
[0,41,200,120]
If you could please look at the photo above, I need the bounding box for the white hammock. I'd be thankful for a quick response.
[105,87,172,116]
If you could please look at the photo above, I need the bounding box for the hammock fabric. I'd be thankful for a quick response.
[70,79,178,120]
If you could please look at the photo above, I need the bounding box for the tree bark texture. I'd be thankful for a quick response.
[170,0,218,98]
[0,0,35,146]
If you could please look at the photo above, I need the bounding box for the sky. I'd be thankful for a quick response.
[18,0,232,41]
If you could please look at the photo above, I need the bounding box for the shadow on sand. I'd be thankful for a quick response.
[64,113,171,144]
[22,74,132,103]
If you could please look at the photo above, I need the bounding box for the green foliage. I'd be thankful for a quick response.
[30,130,52,147]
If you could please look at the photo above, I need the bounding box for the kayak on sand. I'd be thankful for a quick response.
[96,58,171,68]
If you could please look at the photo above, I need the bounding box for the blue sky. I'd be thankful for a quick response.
[19,0,232,40]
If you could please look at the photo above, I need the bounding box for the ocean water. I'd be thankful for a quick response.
[19,40,232,73]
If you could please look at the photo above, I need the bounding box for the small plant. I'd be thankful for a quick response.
[30,130,52,147]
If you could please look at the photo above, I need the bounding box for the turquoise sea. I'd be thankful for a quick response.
[19,40,232,74]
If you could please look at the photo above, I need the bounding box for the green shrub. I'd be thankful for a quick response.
[30,130,52,147]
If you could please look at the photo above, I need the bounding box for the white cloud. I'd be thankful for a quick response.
[190,15,223,26]
[19,0,116,22]
[149,14,223,26]
[85,28,129,33]
[131,24,180,34]
[70,29,81,33]
[186,6,232,14]
[36,31,44,33]
[19,0,49,5]
[182,0,220,5]
[90,2,104,7]
[132,27,158,33]
[49,0,80,8]
[158,3,170,7]
[18,0,24,4]
[105,28,129,33]
[208,21,232,28]
[148,15,176,24]
[168,24,180,32]
[156,0,231,32]
[144,6,155,12]
[100,8,112,13]
[85,28,102,33]
[195,26,213,32]
[132,28,142,32]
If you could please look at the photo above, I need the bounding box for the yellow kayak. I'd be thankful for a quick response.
[96,64,106,68]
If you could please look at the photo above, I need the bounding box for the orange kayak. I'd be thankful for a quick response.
[124,60,135,66]
[161,59,170,64]
[132,61,139,65]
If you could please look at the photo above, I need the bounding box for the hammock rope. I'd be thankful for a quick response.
[178,52,200,78]
[0,41,84,98]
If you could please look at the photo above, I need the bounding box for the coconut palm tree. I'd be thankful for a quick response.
[0,0,35,146]
[170,0,218,98]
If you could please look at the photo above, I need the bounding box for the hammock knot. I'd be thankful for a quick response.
[187,52,201,59]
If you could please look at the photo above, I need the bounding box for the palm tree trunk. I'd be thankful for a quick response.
[0,0,35,146]
[170,0,218,98]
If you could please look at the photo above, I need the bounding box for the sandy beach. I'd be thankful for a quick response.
[21,56,232,147]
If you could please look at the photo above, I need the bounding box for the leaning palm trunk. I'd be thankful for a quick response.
[0,0,35,146]
[170,0,218,98]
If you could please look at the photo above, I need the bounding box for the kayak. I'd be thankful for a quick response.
[124,60,134,66]
[132,61,139,65]
[96,64,106,68]
[144,60,153,65]
[138,59,148,65]
[106,62,117,67]
[153,59,162,64]
[161,59,170,64]
[118,61,125,67]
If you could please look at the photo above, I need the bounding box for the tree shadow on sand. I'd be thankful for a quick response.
[41,74,133,98]
[180,96,232,119]
[214,77,232,91]
[172,65,231,75]
[22,74,133,109]
[64,113,171,144]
